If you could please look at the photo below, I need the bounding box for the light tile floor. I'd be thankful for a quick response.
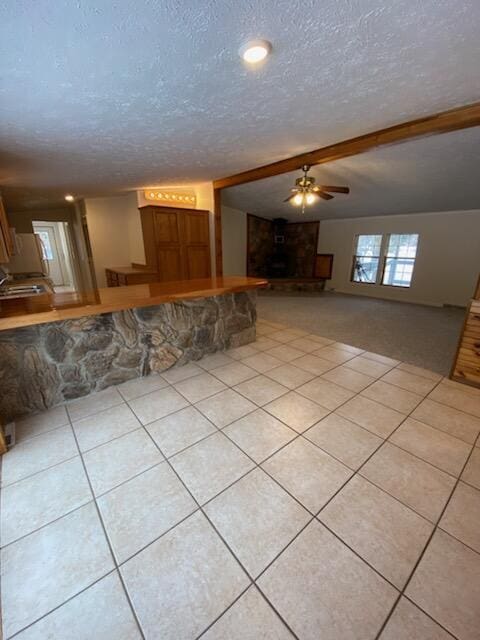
[1,318,480,639]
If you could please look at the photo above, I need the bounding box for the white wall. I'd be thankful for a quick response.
[317,209,480,307]
[221,205,247,276]
[85,192,144,287]
[194,182,216,276]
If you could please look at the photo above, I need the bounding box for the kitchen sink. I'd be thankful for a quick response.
[0,284,49,299]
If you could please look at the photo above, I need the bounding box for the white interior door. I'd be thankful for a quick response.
[33,224,66,285]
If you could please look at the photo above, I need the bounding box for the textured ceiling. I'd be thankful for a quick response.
[1,0,480,210]
[222,127,480,220]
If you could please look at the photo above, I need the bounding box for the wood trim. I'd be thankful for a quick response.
[0,422,7,456]
[214,188,223,276]
[131,262,154,270]
[475,273,480,301]
[213,102,480,189]
[246,213,251,277]
[313,223,321,277]
[247,213,272,223]
[138,204,209,214]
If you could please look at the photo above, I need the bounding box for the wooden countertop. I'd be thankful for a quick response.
[0,276,268,331]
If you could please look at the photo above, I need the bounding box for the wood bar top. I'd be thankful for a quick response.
[0,276,267,331]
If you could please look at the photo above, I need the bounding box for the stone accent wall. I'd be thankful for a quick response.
[0,291,256,421]
[247,215,320,279]
[285,222,319,278]
[247,215,273,277]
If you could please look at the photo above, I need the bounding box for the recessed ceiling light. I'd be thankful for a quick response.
[64,194,74,202]
[239,39,272,64]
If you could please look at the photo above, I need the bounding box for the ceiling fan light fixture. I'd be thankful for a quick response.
[285,165,349,212]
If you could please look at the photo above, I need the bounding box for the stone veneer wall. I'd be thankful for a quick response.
[0,291,256,421]
[247,215,320,279]
[284,222,319,278]
[247,215,274,277]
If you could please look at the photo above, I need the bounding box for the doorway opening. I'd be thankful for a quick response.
[32,220,78,293]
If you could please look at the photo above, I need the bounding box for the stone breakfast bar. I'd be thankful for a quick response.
[0,276,267,421]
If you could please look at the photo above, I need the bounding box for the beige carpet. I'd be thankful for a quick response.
[257,291,465,376]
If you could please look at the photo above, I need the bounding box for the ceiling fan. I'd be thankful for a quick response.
[284,164,350,213]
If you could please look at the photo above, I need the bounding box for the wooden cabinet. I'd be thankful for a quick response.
[105,267,159,287]
[451,276,480,388]
[140,205,211,282]
[0,195,13,264]
[314,254,334,279]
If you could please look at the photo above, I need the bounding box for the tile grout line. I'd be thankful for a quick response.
[0,451,81,490]
[66,396,125,424]
[10,420,71,446]
[2,426,141,640]
[0,497,95,552]
[372,426,480,640]
[5,568,120,640]
[309,373,457,638]
[67,417,147,640]
[137,420,272,639]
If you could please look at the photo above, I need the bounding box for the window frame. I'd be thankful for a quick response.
[350,234,383,285]
[380,233,419,289]
[351,232,418,289]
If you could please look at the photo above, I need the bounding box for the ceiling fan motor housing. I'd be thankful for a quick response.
[295,175,315,188]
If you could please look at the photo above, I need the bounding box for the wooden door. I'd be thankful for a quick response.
[153,210,184,281]
[181,211,211,279]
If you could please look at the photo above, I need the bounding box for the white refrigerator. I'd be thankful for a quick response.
[7,233,49,276]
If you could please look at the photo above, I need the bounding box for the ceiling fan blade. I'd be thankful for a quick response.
[319,185,350,194]
[283,195,296,203]
[317,191,334,200]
